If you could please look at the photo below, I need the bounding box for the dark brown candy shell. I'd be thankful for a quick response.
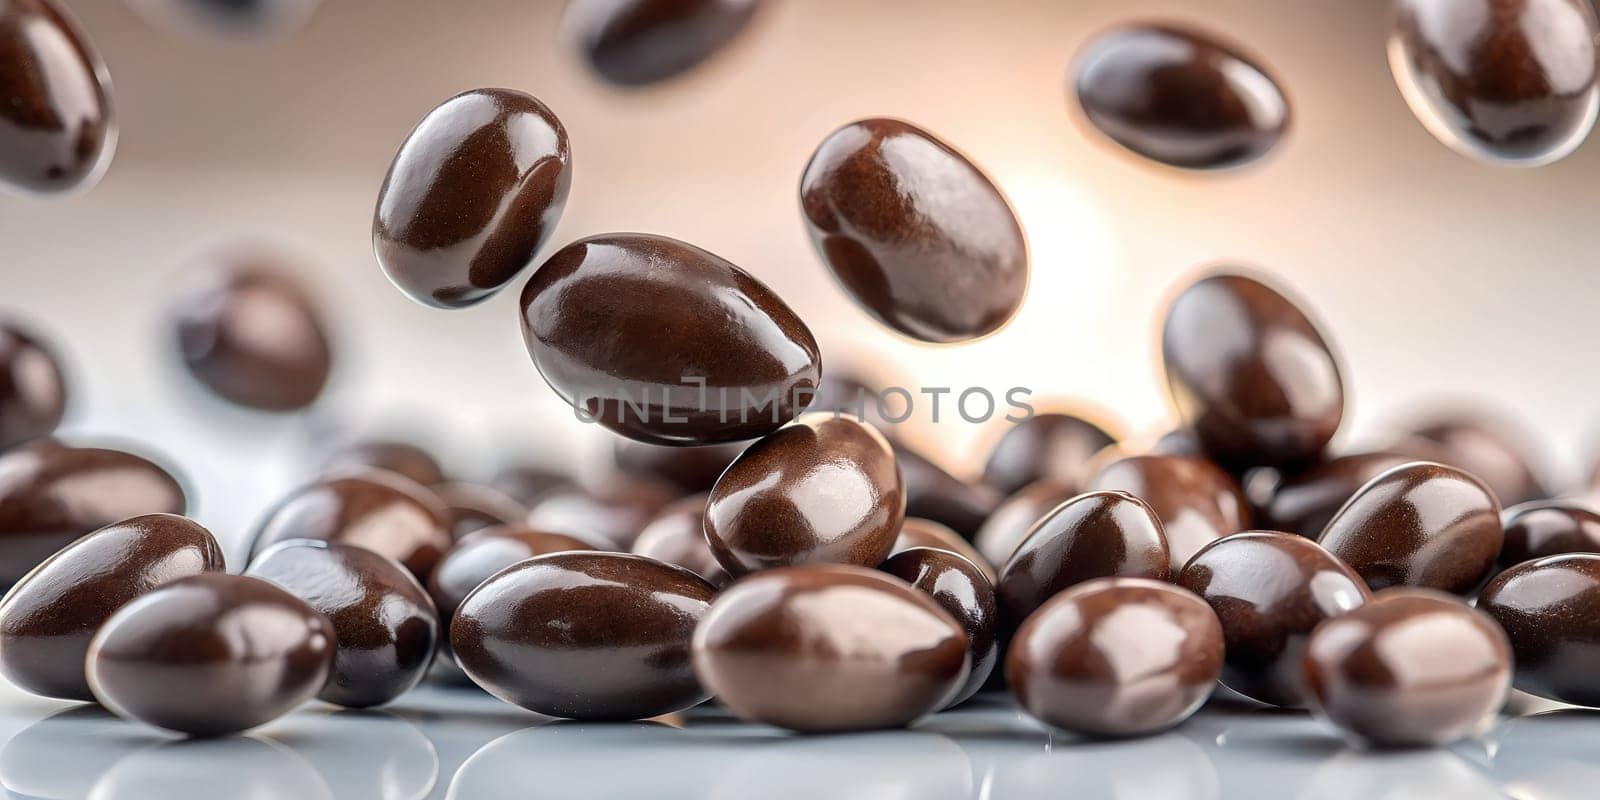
[247,540,439,708]
[631,494,729,587]
[1259,452,1412,538]
[520,233,820,445]
[374,88,571,308]
[524,475,676,550]
[432,481,526,540]
[1478,553,1600,707]
[0,513,224,701]
[705,413,903,576]
[1499,502,1600,566]
[451,552,716,720]
[892,517,994,583]
[1086,454,1252,573]
[86,573,335,737]
[894,441,1000,541]
[1406,413,1549,506]
[880,547,997,708]
[0,0,115,195]
[0,321,67,450]
[982,411,1118,497]
[612,438,744,494]
[692,564,968,731]
[973,479,1078,567]
[0,439,188,589]
[427,524,596,622]
[564,0,766,86]
[248,470,452,583]
[800,118,1027,343]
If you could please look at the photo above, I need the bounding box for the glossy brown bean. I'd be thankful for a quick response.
[1176,531,1369,707]
[1406,413,1548,506]
[692,564,968,731]
[247,540,439,708]
[1389,0,1600,166]
[800,118,1028,343]
[631,494,729,587]
[248,471,452,582]
[1260,452,1412,537]
[880,547,997,708]
[524,475,676,550]
[374,88,570,308]
[1479,553,1600,706]
[0,321,67,450]
[982,412,1118,497]
[432,481,526,539]
[564,0,766,86]
[705,413,903,576]
[612,438,743,494]
[1074,23,1289,169]
[1162,273,1343,471]
[451,552,716,720]
[427,524,596,622]
[86,573,335,737]
[0,439,187,589]
[894,441,1000,540]
[1086,454,1251,573]
[322,440,445,488]
[1317,462,1502,594]
[0,0,114,195]
[973,479,1078,567]
[0,514,224,701]
[1302,588,1511,748]
[892,517,994,582]
[997,491,1170,626]
[520,233,820,445]
[1006,578,1223,738]
[1499,502,1600,566]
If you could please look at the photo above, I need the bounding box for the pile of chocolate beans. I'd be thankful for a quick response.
[5,0,1600,755]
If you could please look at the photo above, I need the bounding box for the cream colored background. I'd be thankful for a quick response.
[3,0,1597,558]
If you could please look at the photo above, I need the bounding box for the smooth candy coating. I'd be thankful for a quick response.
[1478,553,1600,706]
[322,440,445,487]
[982,411,1118,496]
[630,494,729,587]
[1317,461,1502,594]
[973,478,1078,567]
[1176,531,1369,707]
[0,439,187,589]
[706,413,903,576]
[1086,454,1252,573]
[1406,413,1549,506]
[800,118,1028,343]
[0,514,224,701]
[880,547,997,708]
[1006,577,1223,738]
[1074,23,1289,169]
[997,491,1170,626]
[612,438,743,494]
[892,517,994,582]
[86,573,335,737]
[520,233,820,445]
[0,321,67,450]
[248,471,452,582]
[432,481,526,539]
[0,0,115,194]
[564,0,765,86]
[1302,588,1511,748]
[1499,502,1600,566]
[692,564,969,731]
[451,552,716,720]
[1389,0,1600,166]
[427,524,596,622]
[524,475,676,549]
[172,260,332,411]
[374,88,571,308]
[1260,452,1412,537]
[247,540,439,708]
[895,441,1000,540]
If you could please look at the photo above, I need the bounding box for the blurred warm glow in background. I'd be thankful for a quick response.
[3,0,1596,556]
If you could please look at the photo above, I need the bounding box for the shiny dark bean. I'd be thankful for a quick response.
[631,494,729,587]
[564,0,766,86]
[1406,412,1549,506]
[1260,452,1412,537]
[1087,454,1252,573]
[892,517,994,582]
[895,441,1000,540]
[86,573,335,737]
[613,438,744,494]
[1161,273,1343,471]
[0,0,114,194]
[524,475,676,549]
[880,547,997,708]
[172,258,332,411]
[1177,531,1369,707]
[1389,0,1600,166]
[248,470,452,582]
[1007,578,1223,737]
[0,439,187,589]
[692,564,968,731]
[983,411,1118,497]
[1500,502,1600,566]
[1479,553,1600,706]
[973,479,1078,567]
[520,233,820,444]
[0,514,223,701]
[1075,23,1289,169]
[0,321,67,450]
[432,481,526,539]
[997,491,1170,626]
[705,413,903,576]
[374,88,570,308]
[1317,462,1502,594]
[800,118,1028,343]
[1302,588,1511,747]
[451,552,715,720]
[247,540,439,708]
[427,524,596,622]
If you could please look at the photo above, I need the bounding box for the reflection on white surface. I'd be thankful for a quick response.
[1488,709,1600,800]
